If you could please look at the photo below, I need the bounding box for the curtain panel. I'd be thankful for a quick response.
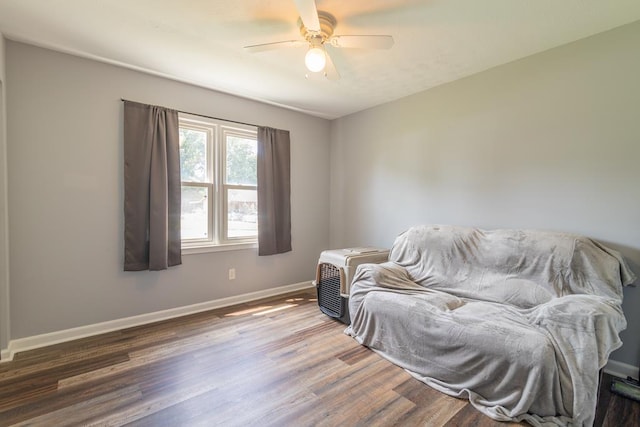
[123,101,182,271]
[257,127,292,256]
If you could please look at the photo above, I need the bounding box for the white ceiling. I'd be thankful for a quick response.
[1,0,639,119]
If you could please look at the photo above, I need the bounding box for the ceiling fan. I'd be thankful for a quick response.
[243,0,394,80]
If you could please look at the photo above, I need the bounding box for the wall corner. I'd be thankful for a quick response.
[0,34,11,359]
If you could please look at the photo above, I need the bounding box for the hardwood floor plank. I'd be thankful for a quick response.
[124,386,239,427]
[349,390,416,427]
[390,378,468,426]
[0,352,130,413]
[0,375,140,425]
[393,376,451,406]
[58,323,240,389]
[337,343,375,365]
[10,386,142,427]
[444,403,525,427]
[603,393,640,427]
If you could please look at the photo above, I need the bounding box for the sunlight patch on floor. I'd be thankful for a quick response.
[252,304,298,316]
[224,306,273,316]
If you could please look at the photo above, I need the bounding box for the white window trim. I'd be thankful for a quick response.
[182,241,258,255]
[179,113,258,254]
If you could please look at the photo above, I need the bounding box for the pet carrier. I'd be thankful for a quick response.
[314,247,389,324]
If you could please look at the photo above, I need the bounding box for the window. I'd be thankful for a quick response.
[179,113,257,251]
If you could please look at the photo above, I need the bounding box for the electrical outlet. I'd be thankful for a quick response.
[228,268,236,280]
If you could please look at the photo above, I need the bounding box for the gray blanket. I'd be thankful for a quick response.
[345,225,636,426]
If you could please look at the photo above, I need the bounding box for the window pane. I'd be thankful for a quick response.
[179,128,207,182]
[226,135,257,185]
[227,189,257,238]
[181,186,208,239]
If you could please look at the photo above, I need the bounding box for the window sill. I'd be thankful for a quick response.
[182,241,258,255]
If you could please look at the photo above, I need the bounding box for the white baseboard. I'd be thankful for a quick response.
[604,359,639,381]
[0,281,314,363]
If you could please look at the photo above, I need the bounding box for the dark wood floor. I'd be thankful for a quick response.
[0,288,638,426]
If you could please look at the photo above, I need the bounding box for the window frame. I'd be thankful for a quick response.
[179,113,258,254]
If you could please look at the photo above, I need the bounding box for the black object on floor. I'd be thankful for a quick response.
[611,377,640,402]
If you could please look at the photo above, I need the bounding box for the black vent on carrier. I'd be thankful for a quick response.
[317,263,350,324]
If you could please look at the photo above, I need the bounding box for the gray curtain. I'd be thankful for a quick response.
[257,127,292,256]
[123,101,182,271]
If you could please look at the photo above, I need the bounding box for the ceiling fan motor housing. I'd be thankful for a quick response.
[299,11,336,44]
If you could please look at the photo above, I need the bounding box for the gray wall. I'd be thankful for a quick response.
[330,22,640,367]
[0,34,9,357]
[6,41,331,340]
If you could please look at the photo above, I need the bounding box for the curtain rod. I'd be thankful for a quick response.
[120,99,260,129]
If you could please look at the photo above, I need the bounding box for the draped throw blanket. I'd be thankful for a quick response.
[257,127,291,256]
[346,225,636,426]
[123,101,181,271]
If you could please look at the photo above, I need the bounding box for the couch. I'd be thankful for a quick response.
[345,225,636,426]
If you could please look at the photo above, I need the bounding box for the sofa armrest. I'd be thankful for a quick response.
[348,262,417,318]
[352,261,420,290]
[529,295,626,368]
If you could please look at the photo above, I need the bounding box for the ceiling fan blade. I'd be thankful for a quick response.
[244,40,306,53]
[323,49,340,80]
[329,35,394,49]
[294,0,321,32]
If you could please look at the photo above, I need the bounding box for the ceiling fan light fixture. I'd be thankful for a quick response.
[244,3,393,81]
[305,46,326,72]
